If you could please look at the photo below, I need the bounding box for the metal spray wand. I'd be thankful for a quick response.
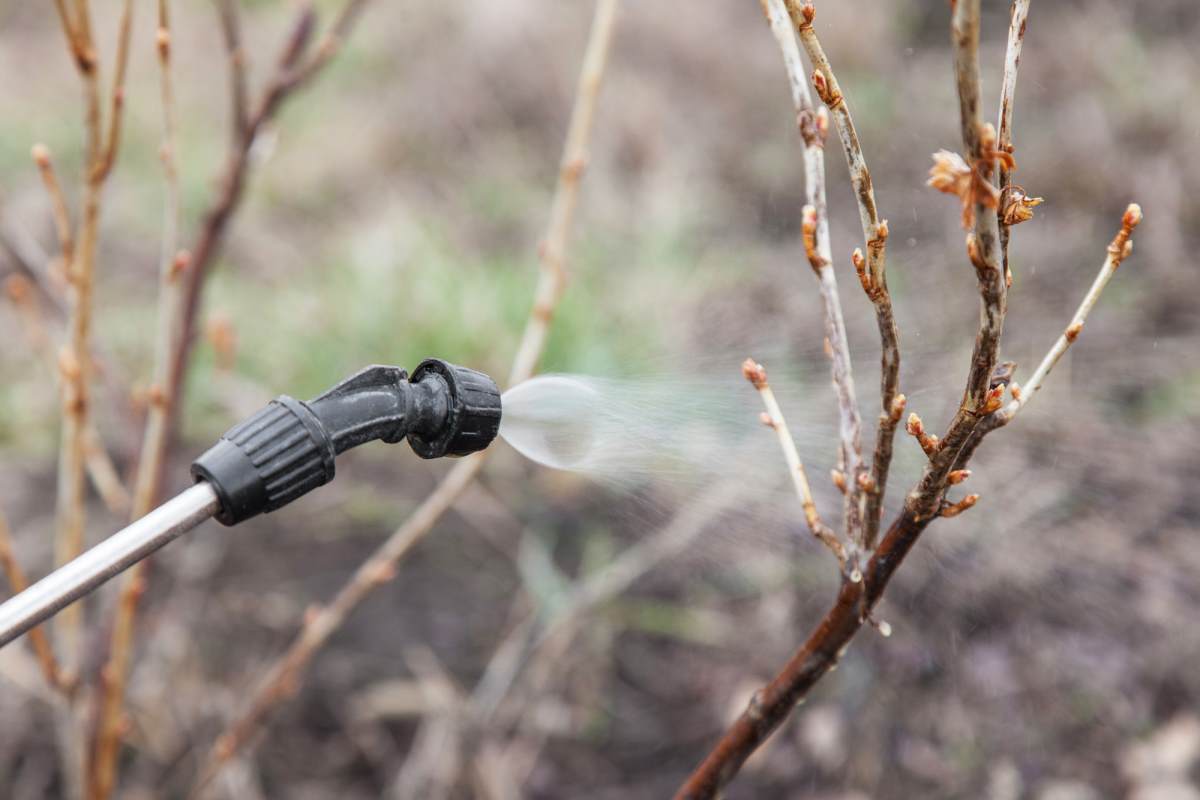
[0,359,501,648]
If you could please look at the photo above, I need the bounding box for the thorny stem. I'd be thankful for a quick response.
[759,0,864,556]
[743,358,847,568]
[90,2,185,795]
[998,0,1032,286]
[189,2,620,793]
[788,0,901,550]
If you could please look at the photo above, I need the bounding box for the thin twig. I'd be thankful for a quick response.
[759,0,865,553]
[675,4,1107,796]
[0,505,62,689]
[31,145,74,271]
[996,204,1142,425]
[742,358,847,567]
[90,1,186,793]
[787,0,901,550]
[93,0,134,183]
[3,276,129,515]
[189,2,620,792]
[997,0,1032,286]
[165,0,359,445]
[53,0,132,713]
[215,0,249,141]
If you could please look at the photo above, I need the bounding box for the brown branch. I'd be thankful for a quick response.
[92,0,134,184]
[759,0,866,553]
[787,0,901,549]
[743,358,848,568]
[3,275,129,516]
[31,145,74,271]
[0,505,62,690]
[189,2,620,792]
[675,5,1139,797]
[53,0,130,687]
[948,0,1006,423]
[215,0,249,141]
[165,0,356,449]
[90,2,185,794]
[998,0,1032,286]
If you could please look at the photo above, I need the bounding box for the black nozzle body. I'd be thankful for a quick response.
[191,360,500,526]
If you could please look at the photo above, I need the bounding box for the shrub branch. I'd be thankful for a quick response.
[188,2,620,792]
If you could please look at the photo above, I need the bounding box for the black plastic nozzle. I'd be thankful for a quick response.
[191,360,501,526]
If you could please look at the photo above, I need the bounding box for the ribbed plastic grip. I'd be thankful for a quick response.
[191,396,335,525]
[407,360,502,458]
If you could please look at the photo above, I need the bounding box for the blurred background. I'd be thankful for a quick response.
[1,1,1198,797]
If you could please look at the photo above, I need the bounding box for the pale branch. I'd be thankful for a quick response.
[0,505,62,690]
[5,231,129,518]
[788,0,901,549]
[91,0,187,792]
[93,0,133,183]
[214,0,249,141]
[189,2,620,792]
[31,145,74,270]
[743,358,847,568]
[992,204,1142,428]
[997,0,1032,286]
[758,0,865,552]
[53,0,133,701]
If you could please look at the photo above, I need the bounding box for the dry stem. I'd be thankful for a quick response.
[5,272,128,515]
[53,0,133,697]
[788,0,901,549]
[995,204,1141,425]
[215,0,249,141]
[998,0,1032,285]
[90,2,185,794]
[0,506,61,689]
[743,358,847,567]
[165,0,368,444]
[676,6,1141,797]
[759,0,865,552]
[189,2,620,792]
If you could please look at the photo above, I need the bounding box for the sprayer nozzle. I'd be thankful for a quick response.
[407,359,502,459]
[191,360,501,525]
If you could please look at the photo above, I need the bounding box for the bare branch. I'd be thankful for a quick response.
[91,1,187,792]
[215,0,250,141]
[189,2,621,791]
[743,358,847,568]
[998,0,1033,285]
[759,0,866,550]
[787,0,902,549]
[3,275,129,515]
[949,0,1006,420]
[998,204,1142,424]
[31,145,74,270]
[0,505,62,690]
[92,0,134,183]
